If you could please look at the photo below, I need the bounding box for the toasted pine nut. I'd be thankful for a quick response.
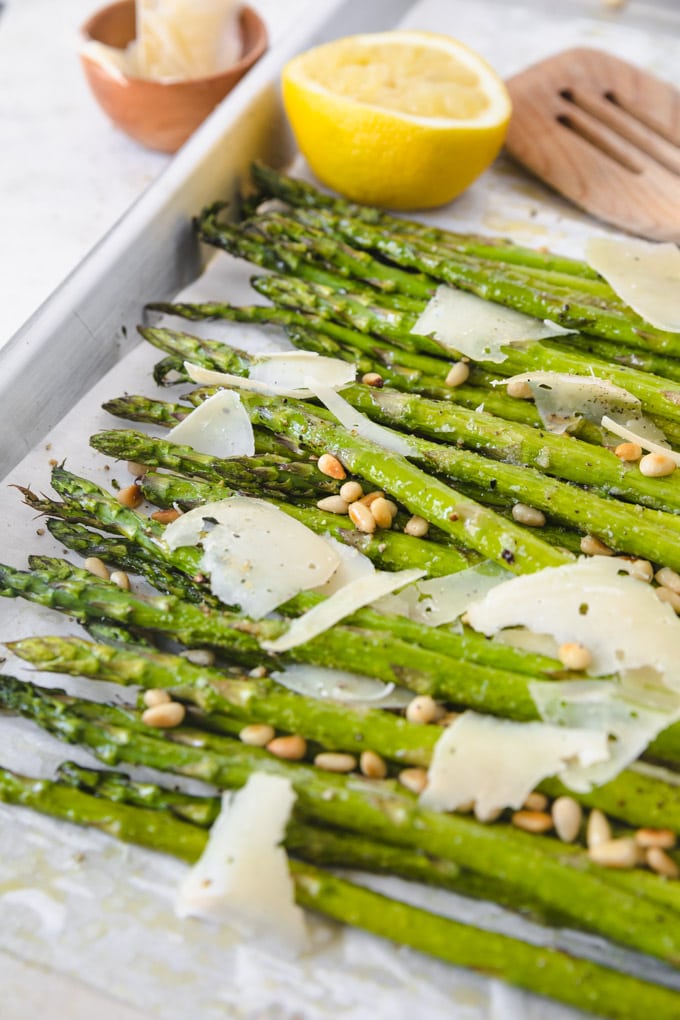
[339,481,363,503]
[316,495,350,515]
[614,442,642,462]
[360,490,385,507]
[150,508,182,524]
[181,648,215,666]
[110,570,130,591]
[636,828,677,850]
[439,711,459,727]
[404,515,429,537]
[84,556,110,581]
[317,453,346,480]
[117,483,143,508]
[639,452,676,477]
[511,810,553,834]
[586,808,612,849]
[143,688,171,708]
[127,461,147,476]
[589,837,641,869]
[580,534,614,557]
[267,735,307,761]
[558,642,592,671]
[370,496,395,529]
[398,767,428,794]
[657,587,680,614]
[362,372,384,387]
[360,750,388,779]
[621,557,654,583]
[511,503,546,528]
[240,723,275,747]
[552,796,582,843]
[142,701,186,728]
[314,751,357,773]
[655,566,680,594]
[445,362,470,388]
[506,379,533,399]
[523,792,549,812]
[349,501,377,533]
[406,695,440,725]
[646,847,679,878]
[383,499,398,519]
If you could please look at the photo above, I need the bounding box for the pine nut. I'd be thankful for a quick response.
[635,828,677,850]
[589,837,641,869]
[404,515,429,537]
[267,735,307,761]
[317,453,346,480]
[117,483,143,508]
[181,648,215,666]
[445,361,470,388]
[646,847,679,878]
[383,499,398,519]
[622,557,654,583]
[316,495,350,515]
[143,688,171,708]
[614,442,642,462]
[362,372,384,387]
[151,508,182,524]
[339,481,363,503]
[398,767,428,794]
[655,566,680,594]
[370,496,395,529]
[657,587,680,614]
[558,642,592,671]
[360,750,388,779]
[360,490,385,507]
[506,379,533,399]
[580,534,614,557]
[586,808,612,849]
[349,501,377,533]
[511,503,546,527]
[439,711,459,727]
[314,751,357,773]
[142,701,186,728]
[240,723,275,747]
[511,810,553,834]
[523,792,549,812]
[552,796,582,843]
[406,695,440,725]
[84,556,110,581]
[127,461,147,476]
[110,570,130,591]
[639,452,676,477]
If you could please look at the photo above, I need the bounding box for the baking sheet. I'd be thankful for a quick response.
[2,0,680,1017]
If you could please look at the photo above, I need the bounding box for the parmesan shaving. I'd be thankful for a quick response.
[185,362,317,399]
[313,538,375,596]
[162,497,340,618]
[373,561,511,627]
[601,415,680,466]
[261,568,425,652]
[271,664,413,709]
[421,711,608,820]
[410,285,574,363]
[586,237,680,333]
[175,773,308,955]
[309,381,420,457]
[185,352,355,398]
[500,373,639,434]
[166,389,255,458]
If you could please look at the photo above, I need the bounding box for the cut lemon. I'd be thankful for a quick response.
[281,31,512,210]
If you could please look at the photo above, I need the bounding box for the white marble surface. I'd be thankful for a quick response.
[0,0,309,347]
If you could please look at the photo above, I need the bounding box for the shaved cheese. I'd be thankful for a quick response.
[166,389,254,458]
[410,285,573,363]
[466,557,680,690]
[163,497,340,618]
[421,711,608,820]
[262,568,425,652]
[309,381,419,457]
[586,237,680,333]
[313,538,375,596]
[601,415,680,466]
[373,561,511,627]
[530,680,680,792]
[175,773,308,955]
[185,351,355,398]
[500,373,639,434]
[271,664,413,709]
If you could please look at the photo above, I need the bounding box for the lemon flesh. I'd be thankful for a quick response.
[282,31,512,210]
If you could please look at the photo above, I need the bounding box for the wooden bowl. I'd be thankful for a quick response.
[80,1,268,153]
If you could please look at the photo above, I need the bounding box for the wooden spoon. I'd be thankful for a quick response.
[504,48,680,242]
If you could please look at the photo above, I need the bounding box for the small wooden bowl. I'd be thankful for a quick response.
[80,1,268,153]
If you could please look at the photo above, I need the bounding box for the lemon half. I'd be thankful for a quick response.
[282,31,512,210]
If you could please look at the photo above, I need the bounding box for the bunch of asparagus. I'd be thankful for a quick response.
[3,164,680,1018]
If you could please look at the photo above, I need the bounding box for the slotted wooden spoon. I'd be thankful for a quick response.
[504,48,680,241]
